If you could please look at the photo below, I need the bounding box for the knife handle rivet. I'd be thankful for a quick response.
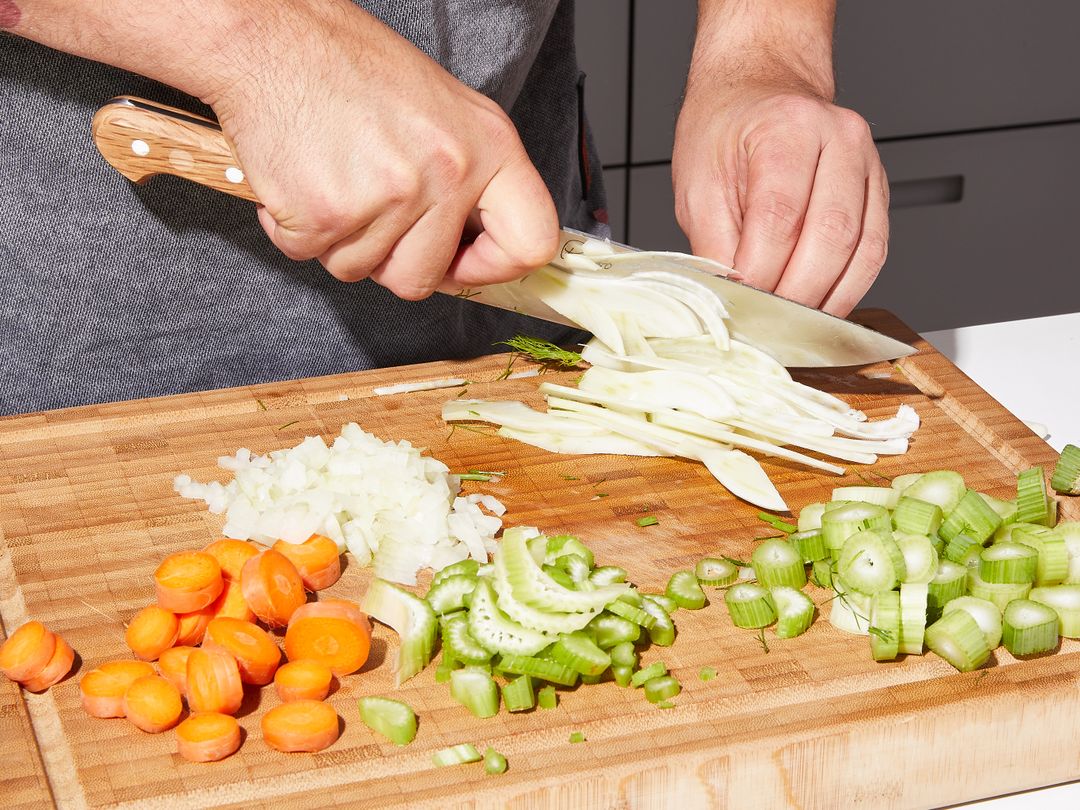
[225,167,244,184]
[130,139,150,157]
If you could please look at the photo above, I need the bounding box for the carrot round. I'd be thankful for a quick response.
[79,660,156,718]
[176,606,214,646]
[0,621,57,683]
[155,551,224,613]
[240,550,305,628]
[261,700,339,753]
[284,614,370,676]
[289,599,369,629]
[176,712,242,763]
[186,648,244,715]
[22,635,75,693]
[158,645,197,696]
[272,535,342,591]
[203,539,259,580]
[125,605,180,661]
[274,659,333,703]
[202,618,281,686]
[210,578,256,623]
[122,674,183,733]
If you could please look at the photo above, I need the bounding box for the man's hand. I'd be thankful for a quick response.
[672,1,888,317]
[11,0,559,300]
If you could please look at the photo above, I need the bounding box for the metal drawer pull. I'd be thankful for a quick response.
[889,175,964,209]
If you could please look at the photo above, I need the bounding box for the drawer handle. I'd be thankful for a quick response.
[889,175,964,209]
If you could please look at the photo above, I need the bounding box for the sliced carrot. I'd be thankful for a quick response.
[176,712,242,763]
[176,605,215,646]
[158,645,197,697]
[0,621,57,683]
[284,614,370,676]
[274,659,333,703]
[125,605,180,661]
[261,700,339,753]
[203,539,259,580]
[155,551,224,613]
[240,550,305,628]
[202,617,281,686]
[209,578,256,623]
[22,635,75,693]
[79,660,156,718]
[272,535,342,591]
[288,599,369,629]
[186,648,244,715]
[122,674,183,733]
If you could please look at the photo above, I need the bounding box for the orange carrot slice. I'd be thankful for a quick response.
[209,578,256,623]
[122,674,183,733]
[22,635,75,693]
[125,605,180,661]
[284,614,370,676]
[288,599,369,629]
[272,535,342,591]
[240,550,305,628]
[158,645,197,697]
[0,621,57,683]
[261,700,340,753]
[79,660,156,718]
[274,659,333,703]
[186,648,244,715]
[176,605,214,646]
[203,539,259,580]
[202,618,281,686]
[155,551,224,613]
[176,712,242,763]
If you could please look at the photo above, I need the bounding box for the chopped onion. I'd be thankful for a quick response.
[174,423,504,584]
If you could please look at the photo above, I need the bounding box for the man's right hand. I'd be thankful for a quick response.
[205,1,558,299]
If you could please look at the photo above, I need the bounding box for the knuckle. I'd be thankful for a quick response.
[754,192,804,242]
[813,207,862,253]
[835,107,873,141]
[429,139,472,187]
[773,94,825,125]
[378,164,423,207]
[859,229,889,272]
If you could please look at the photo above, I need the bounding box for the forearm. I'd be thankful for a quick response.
[0,0,363,104]
[691,0,836,101]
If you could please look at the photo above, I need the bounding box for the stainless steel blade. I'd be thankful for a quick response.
[460,229,916,367]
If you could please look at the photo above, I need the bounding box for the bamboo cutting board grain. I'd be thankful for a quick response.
[1,309,1077,810]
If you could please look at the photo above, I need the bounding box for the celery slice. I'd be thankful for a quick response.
[427,574,477,615]
[926,610,992,672]
[943,596,1003,649]
[433,743,482,767]
[797,503,827,532]
[724,583,777,629]
[1002,599,1059,656]
[939,489,1002,544]
[943,533,982,565]
[432,559,481,587]
[604,599,656,629]
[695,557,740,586]
[537,684,558,708]
[891,472,924,494]
[357,696,418,746]
[612,665,634,687]
[902,471,965,514]
[501,674,536,712]
[450,667,500,718]
[643,675,681,704]
[609,641,638,669]
[640,597,676,646]
[832,486,899,509]
[643,593,679,615]
[492,553,599,635]
[978,542,1037,585]
[1015,467,1051,526]
[966,566,1031,613]
[547,535,595,568]
[498,654,579,686]
[837,530,906,595]
[484,746,508,775]
[1028,585,1080,638]
[892,497,943,536]
[869,590,900,661]
[811,559,834,589]
[927,560,967,623]
[977,492,1018,526]
[752,539,808,589]
[440,614,494,666]
[1060,522,1080,585]
[896,533,939,584]
[587,612,641,649]
[770,586,815,639]
[666,570,707,610]
[1011,526,1069,586]
[821,502,892,553]
[550,633,611,676]
[630,660,668,687]
[1051,444,1080,495]
[828,579,873,636]
[788,529,829,564]
[898,582,929,655]
[468,579,552,656]
[590,566,627,585]
[362,578,438,687]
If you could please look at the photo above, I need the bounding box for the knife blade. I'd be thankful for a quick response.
[92,95,915,367]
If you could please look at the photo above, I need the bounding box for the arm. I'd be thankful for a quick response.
[3,0,559,299]
[672,0,888,316]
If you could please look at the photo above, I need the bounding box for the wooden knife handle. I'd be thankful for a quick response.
[91,96,260,203]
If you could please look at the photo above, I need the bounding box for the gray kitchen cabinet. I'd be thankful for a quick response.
[865,123,1080,331]
[575,0,631,166]
[602,167,628,243]
[626,163,688,252]
[834,1,1080,140]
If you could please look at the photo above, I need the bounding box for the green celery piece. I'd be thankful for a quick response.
[450,667,500,719]
[357,696,417,746]
[361,579,437,687]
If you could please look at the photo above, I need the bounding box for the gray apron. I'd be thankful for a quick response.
[0,0,607,415]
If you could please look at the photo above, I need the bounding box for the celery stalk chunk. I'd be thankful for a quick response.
[362,578,437,687]
[467,579,552,657]
[1002,599,1059,656]
[433,743,482,767]
[837,530,906,595]
[450,667,500,718]
[1051,444,1080,495]
[770,585,815,639]
[358,696,418,746]
[926,610,992,672]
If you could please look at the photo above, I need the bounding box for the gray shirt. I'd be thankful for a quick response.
[0,0,606,415]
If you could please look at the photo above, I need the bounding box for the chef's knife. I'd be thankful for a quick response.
[91,95,915,367]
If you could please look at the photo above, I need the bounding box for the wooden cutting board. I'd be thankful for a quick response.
[1,309,1077,810]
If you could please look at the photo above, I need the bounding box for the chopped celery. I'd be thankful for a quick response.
[892,497,943,536]
[939,489,1002,544]
[869,590,900,661]
[569,731,586,744]
[587,612,641,648]
[550,633,611,676]
[724,583,776,629]
[630,661,667,687]
[497,654,579,686]
[537,684,558,709]
[666,570,707,610]
[1002,600,1059,656]
[501,674,536,712]
[770,586,815,639]
[433,743,482,767]
[943,596,1003,649]
[604,599,656,629]
[640,597,676,646]
[695,557,740,586]
[752,538,808,589]
[1029,585,1080,637]
[1051,444,1080,495]
[978,542,1037,584]
[1016,467,1051,526]
[484,746,508,775]
[837,530,906,595]
[788,529,829,564]
[361,579,438,687]
[643,675,682,704]
[898,582,929,654]
[450,667,500,719]
[358,696,418,746]
[699,666,717,682]
[926,609,992,672]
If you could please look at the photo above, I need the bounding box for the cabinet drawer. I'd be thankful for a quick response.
[835,1,1080,139]
[865,122,1080,330]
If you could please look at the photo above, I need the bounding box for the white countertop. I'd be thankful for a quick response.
[922,312,1078,810]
